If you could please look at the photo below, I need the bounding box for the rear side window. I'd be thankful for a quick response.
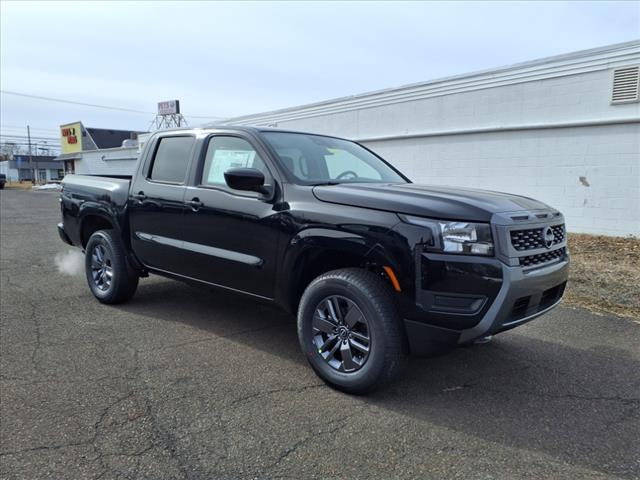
[149,136,194,183]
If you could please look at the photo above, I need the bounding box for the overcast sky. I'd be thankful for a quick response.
[1,0,638,147]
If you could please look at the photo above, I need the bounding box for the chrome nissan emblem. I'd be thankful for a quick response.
[543,226,555,248]
[337,326,349,339]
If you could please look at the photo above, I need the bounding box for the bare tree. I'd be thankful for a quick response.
[0,142,22,159]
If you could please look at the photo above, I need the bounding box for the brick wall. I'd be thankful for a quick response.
[74,148,138,176]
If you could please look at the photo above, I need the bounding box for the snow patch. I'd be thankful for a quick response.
[33,183,62,191]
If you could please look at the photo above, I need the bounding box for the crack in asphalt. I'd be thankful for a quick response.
[261,409,376,479]
[0,440,92,457]
[220,383,326,413]
[28,302,42,375]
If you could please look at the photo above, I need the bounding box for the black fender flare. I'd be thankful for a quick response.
[275,226,403,313]
[78,205,121,244]
[77,204,144,273]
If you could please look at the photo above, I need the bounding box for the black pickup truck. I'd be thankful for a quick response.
[59,126,569,393]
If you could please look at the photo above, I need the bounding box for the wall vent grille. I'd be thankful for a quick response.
[612,66,640,104]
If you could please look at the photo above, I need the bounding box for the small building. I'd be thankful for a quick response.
[54,122,147,176]
[0,155,64,182]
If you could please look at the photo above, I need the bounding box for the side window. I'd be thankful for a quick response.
[148,136,194,183]
[201,136,268,186]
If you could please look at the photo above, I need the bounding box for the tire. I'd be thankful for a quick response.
[85,230,139,304]
[297,268,407,394]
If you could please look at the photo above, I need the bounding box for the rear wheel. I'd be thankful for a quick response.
[297,268,407,394]
[85,230,139,304]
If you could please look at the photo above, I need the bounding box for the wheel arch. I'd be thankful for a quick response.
[79,213,116,248]
[277,227,402,314]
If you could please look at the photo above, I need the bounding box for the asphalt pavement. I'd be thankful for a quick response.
[1,188,639,480]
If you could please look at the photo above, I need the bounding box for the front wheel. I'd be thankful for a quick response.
[85,230,139,304]
[297,268,407,394]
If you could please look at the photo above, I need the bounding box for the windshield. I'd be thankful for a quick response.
[261,131,408,185]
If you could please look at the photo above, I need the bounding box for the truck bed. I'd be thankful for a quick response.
[62,174,132,207]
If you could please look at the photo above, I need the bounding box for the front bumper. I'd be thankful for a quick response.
[404,253,569,355]
[457,257,568,343]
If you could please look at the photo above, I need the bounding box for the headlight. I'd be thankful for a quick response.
[440,221,493,255]
[401,216,494,256]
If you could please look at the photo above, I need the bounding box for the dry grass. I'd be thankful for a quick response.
[3,181,37,189]
[565,233,640,319]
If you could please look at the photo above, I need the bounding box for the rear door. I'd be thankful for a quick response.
[178,133,280,299]
[129,133,196,273]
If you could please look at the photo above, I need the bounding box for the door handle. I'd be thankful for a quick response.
[132,192,147,201]
[187,198,204,212]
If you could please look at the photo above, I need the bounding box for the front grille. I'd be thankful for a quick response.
[510,224,565,251]
[551,224,565,243]
[519,247,566,267]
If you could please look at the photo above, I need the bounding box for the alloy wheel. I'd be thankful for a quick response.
[312,295,371,372]
[90,244,113,291]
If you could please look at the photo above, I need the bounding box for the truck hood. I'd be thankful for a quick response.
[312,183,553,222]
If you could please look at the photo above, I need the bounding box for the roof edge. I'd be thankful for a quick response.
[218,40,640,126]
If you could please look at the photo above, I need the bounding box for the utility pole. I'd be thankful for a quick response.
[27,125,34,184]
[35,141,40,183]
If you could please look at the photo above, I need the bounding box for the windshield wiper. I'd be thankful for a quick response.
[310,181,341,186]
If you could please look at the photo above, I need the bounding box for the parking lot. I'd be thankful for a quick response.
[1,188,639,479]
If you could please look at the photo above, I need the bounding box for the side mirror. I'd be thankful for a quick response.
[224,168,269,194]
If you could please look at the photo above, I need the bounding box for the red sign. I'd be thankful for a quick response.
[62,127,78,144]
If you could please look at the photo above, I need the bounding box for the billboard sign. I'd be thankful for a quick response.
[60,122,83,154]
[157,100,180,115]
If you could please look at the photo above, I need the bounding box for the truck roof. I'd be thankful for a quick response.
[153,125,350,141]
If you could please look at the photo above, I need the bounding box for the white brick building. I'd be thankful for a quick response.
[220,41,640,237]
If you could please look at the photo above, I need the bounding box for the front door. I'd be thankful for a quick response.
[179,134,280,299]
[129,134,196,273]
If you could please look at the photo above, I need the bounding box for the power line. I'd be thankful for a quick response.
[1,123,59,130]
[1,125,60,133]
[0,141,58,144]
[0,144,59,148]
[0,142,61,148]
[1,90,226,119]
[0,134,60,141]
[1,133,59,139]
[0,144,59,149]
[1,141,60,145]
[1,90,156,115]
[2,143,57,149]
[1,144,59,147]
[2,123,58,132]
[1,132,59,137]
